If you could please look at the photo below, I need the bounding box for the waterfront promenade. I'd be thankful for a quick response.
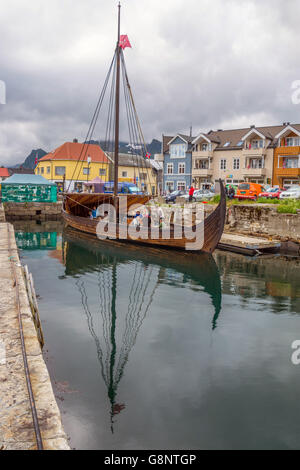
[0,222,69,450]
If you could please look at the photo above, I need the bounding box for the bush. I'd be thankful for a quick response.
[210,195,220,204]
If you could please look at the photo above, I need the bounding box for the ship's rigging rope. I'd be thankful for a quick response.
[67,44,155,199]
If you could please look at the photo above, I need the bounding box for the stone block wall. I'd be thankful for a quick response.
[3,202,62,220]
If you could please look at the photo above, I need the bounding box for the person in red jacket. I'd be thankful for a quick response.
[189,185,195,202]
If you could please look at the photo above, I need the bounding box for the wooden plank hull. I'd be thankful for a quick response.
[62,182,226,253]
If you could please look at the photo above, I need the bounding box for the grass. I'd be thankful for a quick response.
[209,194,300,214]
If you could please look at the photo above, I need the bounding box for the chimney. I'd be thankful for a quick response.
[250,125,255,128]
[73,138,78,143]
[217,129,223,132]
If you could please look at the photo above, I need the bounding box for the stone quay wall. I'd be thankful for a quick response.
[203,204,300,242]
[3,202,62,221]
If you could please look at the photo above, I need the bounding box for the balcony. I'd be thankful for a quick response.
[276,168,300,178]
[192,150,213,159]
[193,168,213,177]
[243,147,266,158]
[243,168,266,177]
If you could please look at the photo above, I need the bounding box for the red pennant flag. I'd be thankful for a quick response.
[119,35,132,50]
[35,155,38,166]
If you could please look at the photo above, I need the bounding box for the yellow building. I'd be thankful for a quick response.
[35,141,111,192]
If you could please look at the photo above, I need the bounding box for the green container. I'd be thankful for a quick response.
[1,174,57,203]
[1,183,57,203]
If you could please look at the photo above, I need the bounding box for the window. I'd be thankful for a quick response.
[167,163,173,174]
[140,173,147,180]
[47,166,50,174]
[122,171,128,177]
[55,166,66,176]
[37,167,40,174]
[223,142,230,147]
[249,158,263,169]
[100,169,106,176]
[237,140,244,147]
[220,159,226,170]
[177,181,186,191]
[286,137,300,146]
[283,157,299,169]
[252,139,264,149]
[202,143,208,151]
[166,181,174,192]
[233,158,240,170]
[41,167,44,174]
[83,168,90,175]
[178,163,185,174]
[170,143,187,157]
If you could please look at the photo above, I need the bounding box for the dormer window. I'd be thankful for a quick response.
[223,142,230,147]
[286,137,300,146]
[170,143,187,157]
[252,139,264,149]
[237,140,244,147]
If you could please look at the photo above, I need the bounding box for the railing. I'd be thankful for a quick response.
[193,168,213,177]
[243,167,266,177]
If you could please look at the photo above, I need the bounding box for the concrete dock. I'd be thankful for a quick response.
[218,232,281,256]
[0,223,69,450]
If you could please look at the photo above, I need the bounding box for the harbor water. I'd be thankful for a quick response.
[14,220,300,450]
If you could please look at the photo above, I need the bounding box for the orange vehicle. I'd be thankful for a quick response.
[236,182,264,200]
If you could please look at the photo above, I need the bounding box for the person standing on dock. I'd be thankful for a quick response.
[189,185,195,202]
[229,186,235,200]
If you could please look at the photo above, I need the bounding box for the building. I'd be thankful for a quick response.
[191,123,300,189]
[162,134,194,193]
[35,140,111,192]
[0,168,10,182]
[272,124,300,187]
[8,168,35,176]
[1,174,57,203]
[108,153,158,195]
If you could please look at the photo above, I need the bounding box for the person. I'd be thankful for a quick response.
[89,211,93,219]
[229,185,235,200]
[133,210,143,226]
[189,185,195,202]
[92,206,97,218]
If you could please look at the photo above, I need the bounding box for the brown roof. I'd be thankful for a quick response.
[8,168,35,175]
[108,152,152,168]
[162,134,195,153]
[39,142,110,163]
[196,123,300,150]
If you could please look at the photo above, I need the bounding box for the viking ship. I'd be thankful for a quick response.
[62,228,222,431]
[62,3,226,253]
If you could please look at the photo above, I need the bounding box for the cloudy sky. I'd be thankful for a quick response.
[0,0,300,165]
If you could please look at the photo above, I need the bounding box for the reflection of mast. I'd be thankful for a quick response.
[76,253,158,433]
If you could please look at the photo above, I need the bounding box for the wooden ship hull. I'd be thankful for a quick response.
[62,181,226,253]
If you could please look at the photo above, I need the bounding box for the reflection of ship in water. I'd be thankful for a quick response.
[63,227,222,431]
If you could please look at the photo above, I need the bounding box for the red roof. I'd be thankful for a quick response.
[0,168,10,177]
[39,142,110,164]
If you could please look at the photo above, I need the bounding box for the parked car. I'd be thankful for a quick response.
[182,189,215,202]
[235,182,264,200]
[165,190,187,203]
[279,186,300,199]
[259,187,285,199]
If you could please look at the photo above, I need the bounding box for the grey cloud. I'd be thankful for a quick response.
[0,0,300,165]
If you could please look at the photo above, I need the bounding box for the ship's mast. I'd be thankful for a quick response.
[114,2,121,198]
